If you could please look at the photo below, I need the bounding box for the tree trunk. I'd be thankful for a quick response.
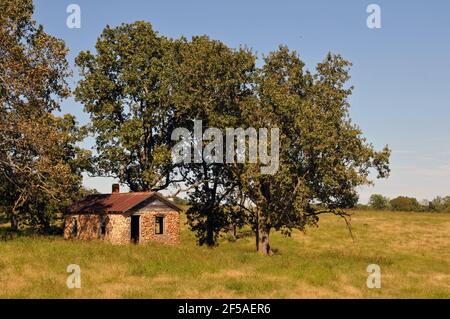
[42,219,51,234]
[205,218,215,247]
[255,209,259,250]
[10,214,18,231]
[227,223,237,239]
[257,225,272,255]
[255,210,272,255]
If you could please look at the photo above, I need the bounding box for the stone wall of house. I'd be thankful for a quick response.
[64,214,100,239]
[63,210,179,245]
[63,215,76,239]
[78,214,101,240]
[107,214,130,245]
[63,214,101,240]
[63,213,130,244]
[139,211,180,245]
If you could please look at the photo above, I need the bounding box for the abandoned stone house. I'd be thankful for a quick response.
[64,184,181,245]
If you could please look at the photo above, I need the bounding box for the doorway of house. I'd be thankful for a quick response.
[131,215,140,243]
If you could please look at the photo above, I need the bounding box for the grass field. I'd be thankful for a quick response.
[0,210,449,298]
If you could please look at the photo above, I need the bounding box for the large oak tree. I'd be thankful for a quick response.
[174,36,255,246]
[0,0,90,230]
[237,47,390,254]
[75,22,183,191]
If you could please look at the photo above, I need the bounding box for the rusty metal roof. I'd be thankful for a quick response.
[67,192,181,214]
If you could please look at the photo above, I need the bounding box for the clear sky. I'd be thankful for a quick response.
[33,0,450,203]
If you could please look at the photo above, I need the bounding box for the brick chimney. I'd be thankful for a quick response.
[112,184,120,194]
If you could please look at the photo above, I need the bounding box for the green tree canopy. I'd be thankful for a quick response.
[75,21,183,191]
[174,36,256,247]
[0,0,90,230]
[237,48,390,254]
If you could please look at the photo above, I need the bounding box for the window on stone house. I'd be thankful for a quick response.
[71,217,78,237]
[155,216,164,235]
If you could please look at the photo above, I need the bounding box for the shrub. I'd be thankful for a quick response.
[428,196,450,213]
[368,194,390,210]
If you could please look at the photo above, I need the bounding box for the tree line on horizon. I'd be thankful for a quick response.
[0,0,391,254]
[359,194,450,213]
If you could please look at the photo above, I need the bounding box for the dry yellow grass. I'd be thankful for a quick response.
[0,210,449,298]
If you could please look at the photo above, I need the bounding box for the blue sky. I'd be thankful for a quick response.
[33,0,450,202]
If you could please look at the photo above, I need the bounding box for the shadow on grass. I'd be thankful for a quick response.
[0,220,63,241]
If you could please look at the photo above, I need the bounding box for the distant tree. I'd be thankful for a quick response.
[428,196,450,212]
[368,194,390,210]
[389,196,420,212]
[355,203,370,210]
[420,199,430,208]
[444,197,450,213]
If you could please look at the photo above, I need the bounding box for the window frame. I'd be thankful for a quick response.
[71,217,78,237]
[155,216,164,235]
